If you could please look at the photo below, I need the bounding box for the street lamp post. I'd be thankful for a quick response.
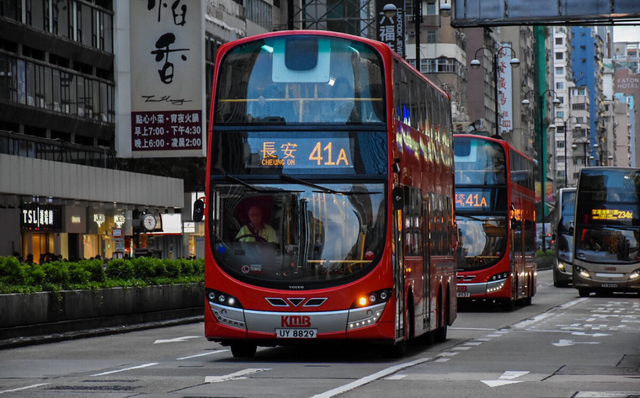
[522,89,560,252]
[470,46,520,137]
[550,116,581,187]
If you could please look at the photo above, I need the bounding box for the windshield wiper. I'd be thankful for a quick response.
[279,175,381,195]
[225,175,302,193]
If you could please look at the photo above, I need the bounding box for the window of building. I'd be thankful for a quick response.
[556,67,564,75]
[556,82,564,90]
[577,88,586,95]
[557,141,565,149]
[555,52,563,60]
[427,30,437,43]
[426,0,437,15]
[555,37,563,45]
[572,103,586,110]
[556,111,565,118]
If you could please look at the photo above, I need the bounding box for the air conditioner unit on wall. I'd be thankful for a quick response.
[409,30,416,36]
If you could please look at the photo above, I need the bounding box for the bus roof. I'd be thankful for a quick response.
[214,30,450,100]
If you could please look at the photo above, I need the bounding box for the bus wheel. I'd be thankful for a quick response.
[578,289,591,297]
[434,297,448,343]
[230,342,257,358]
[386,341,406,358]
[502,299,515,312]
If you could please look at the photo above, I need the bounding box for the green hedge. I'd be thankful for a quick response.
[0,256,204,294]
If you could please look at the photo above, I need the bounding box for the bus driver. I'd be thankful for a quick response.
[235,206,277,243]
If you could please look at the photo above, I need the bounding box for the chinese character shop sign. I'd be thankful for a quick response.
[376,0,405,58]
[498,43,514,135]
[129,0,205,157]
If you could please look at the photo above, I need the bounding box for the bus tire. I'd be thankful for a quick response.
[502,298,515,312]
[387,341,406,358]
[230,342,257,358]
[434,292,448,343]
[578,288,590,297]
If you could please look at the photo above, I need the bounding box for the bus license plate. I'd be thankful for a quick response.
[601,283,618,288]
[276,329,317,338]
[457,292,471,298]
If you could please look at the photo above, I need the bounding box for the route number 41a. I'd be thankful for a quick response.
[309,142,349,166]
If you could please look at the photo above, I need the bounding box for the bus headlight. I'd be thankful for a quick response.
[557,262,565,271]
[629,269,640,280]
[489,272,509,281]
[206,288,243,308]
[575,266,591,279]
[351,288,392,308]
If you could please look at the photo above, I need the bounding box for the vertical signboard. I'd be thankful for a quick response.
[126,0,205,158]
[376,0,405,58]
[499,43,513,135]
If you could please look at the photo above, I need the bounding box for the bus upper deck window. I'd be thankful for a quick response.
[285,37,318,71]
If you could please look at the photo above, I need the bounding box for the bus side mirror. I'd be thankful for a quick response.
[392,187,404,210]
[193,199,205,222]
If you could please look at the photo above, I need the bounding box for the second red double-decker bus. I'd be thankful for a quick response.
[200,30,457,357]
[454,134,537,310]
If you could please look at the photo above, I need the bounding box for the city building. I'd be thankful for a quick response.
[0,2,189,261]
[571,26,606,169]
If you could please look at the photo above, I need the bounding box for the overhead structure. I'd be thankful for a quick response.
[449,0,640,27]
[287,0,378,39]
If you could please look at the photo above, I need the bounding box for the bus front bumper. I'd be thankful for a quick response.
[456,278,508,299]
[573,266,640,292]
[205,301,391,341]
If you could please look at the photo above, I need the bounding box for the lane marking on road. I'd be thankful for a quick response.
[437,352,459,357]
[575,393,640,398]
[91,362,158,376]
[0,384,49,395]
[552,339,600,347]
[177,349,229,360]
[513,312,556,329]
[154,336,200,344]
[205,368,271,383]
[449,327,496,331]
[481,371,529,387]
[309,358,430,398]
[384,374,407,380]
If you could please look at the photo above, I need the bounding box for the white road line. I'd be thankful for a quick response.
[205,368,271,383]
[177,349,229,360]
[384,374,407,380]
[91,362,158,376]
[512,312,556,329]
[309,358,430,398]
[0,384,49,395]
[575,393,640,398]
[449,327,496,331]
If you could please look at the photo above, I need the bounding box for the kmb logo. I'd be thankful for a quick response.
[281,315,311,327]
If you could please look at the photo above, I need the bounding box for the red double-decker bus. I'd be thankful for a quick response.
[454,134,537,310]
[200,30,457,357]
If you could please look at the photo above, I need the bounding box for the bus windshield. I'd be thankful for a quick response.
[456,215,507,271]
[209,182,386,288]
[557,189,576,263]
[214,35,386,125]
[576,168,640,263]
[454,137,507,185]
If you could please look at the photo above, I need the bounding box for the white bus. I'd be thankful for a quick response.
[554,187,576,287]
[573,167,640,297]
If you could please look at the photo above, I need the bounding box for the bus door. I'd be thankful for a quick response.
[422,197,431,330]
[509,215,517,300]
[392,186,405,340]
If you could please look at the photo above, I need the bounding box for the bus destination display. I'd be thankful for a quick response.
[591,209,634,221]
[455,189,495,210]
[250,138,353,169]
